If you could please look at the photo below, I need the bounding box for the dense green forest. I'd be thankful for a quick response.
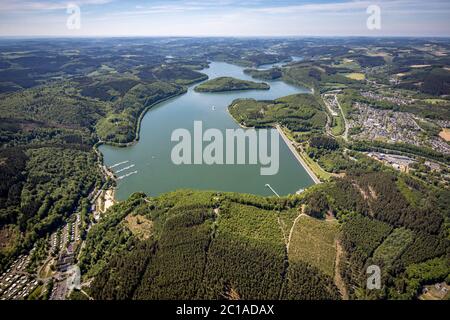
[244,68,283,80]
[194,77,270,92]
[228,93,326,132]
[0,47,210,272]
[81,190,340,300]
[0,146,103,271]
[0,83,107,271]
[80,167,449,300]
[322,171,450,299]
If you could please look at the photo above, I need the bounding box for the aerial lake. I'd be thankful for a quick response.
[99,61,315,200]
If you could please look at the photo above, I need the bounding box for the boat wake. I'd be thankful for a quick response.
[118,170,138,180]
[110,160,129,168]
[116,164,135,173]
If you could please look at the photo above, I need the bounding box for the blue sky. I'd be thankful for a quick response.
[0,0,449,37]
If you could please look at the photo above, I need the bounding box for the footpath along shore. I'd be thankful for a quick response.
[275,124,321,184]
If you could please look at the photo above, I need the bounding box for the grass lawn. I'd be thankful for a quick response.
[424,98,448,105]
[38,258,55,279]
[344,73,366,81]
[288,215,339,277]
[331,115,345,136]
[334,59,361,70]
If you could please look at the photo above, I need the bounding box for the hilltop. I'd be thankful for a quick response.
[194,77,270,92]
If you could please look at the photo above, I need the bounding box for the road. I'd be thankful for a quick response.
[286,205,306,253]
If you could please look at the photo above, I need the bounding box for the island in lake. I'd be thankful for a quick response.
[243,67,283,80]
[194,76,270,92]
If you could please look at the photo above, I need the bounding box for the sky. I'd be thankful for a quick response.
[0,0,449,37]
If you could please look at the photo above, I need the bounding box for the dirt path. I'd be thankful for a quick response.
[278,206,304,300]
[334,240,349,300]
[81,289,94,300]
[286,205,306,254]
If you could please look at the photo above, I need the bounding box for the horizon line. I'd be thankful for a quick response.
[1,35,449,39]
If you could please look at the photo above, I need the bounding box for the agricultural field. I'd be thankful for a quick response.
[344,73,366,81]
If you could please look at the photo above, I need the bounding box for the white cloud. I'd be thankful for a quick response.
[109,4,205,16]
[0,0,448,37]
[252,1,370,14]
[0,0,113,12]
[250,0,450,15]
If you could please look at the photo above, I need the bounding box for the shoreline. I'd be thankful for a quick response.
[96,89,187,149]
[227,104,321,184]
[97,61,320,203]
[227,106,254,129]
[91,144,117,215]
[93,188,116,220]
[194,86,270,93]
[275,124,321,184]
[227,105,321,184]
[92,90,188,203]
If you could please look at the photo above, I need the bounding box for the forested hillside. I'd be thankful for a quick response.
[194,77,270,92]
[80,168,449,300]
[0,44,209,273]
[229,93,326,132]
[81,190,340,300]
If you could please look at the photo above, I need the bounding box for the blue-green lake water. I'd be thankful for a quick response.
[99,61,315,200]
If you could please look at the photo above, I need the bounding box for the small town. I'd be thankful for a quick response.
[360,91,415,106]
[0,251,38,300]
[348,102,450,155]
[0,184,113,300]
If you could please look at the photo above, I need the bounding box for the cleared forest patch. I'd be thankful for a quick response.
[287,215,339,277]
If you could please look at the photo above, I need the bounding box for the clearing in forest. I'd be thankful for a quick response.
[287,215,339,277]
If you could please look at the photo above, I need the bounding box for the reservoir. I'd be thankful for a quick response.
[99,61,315,200]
